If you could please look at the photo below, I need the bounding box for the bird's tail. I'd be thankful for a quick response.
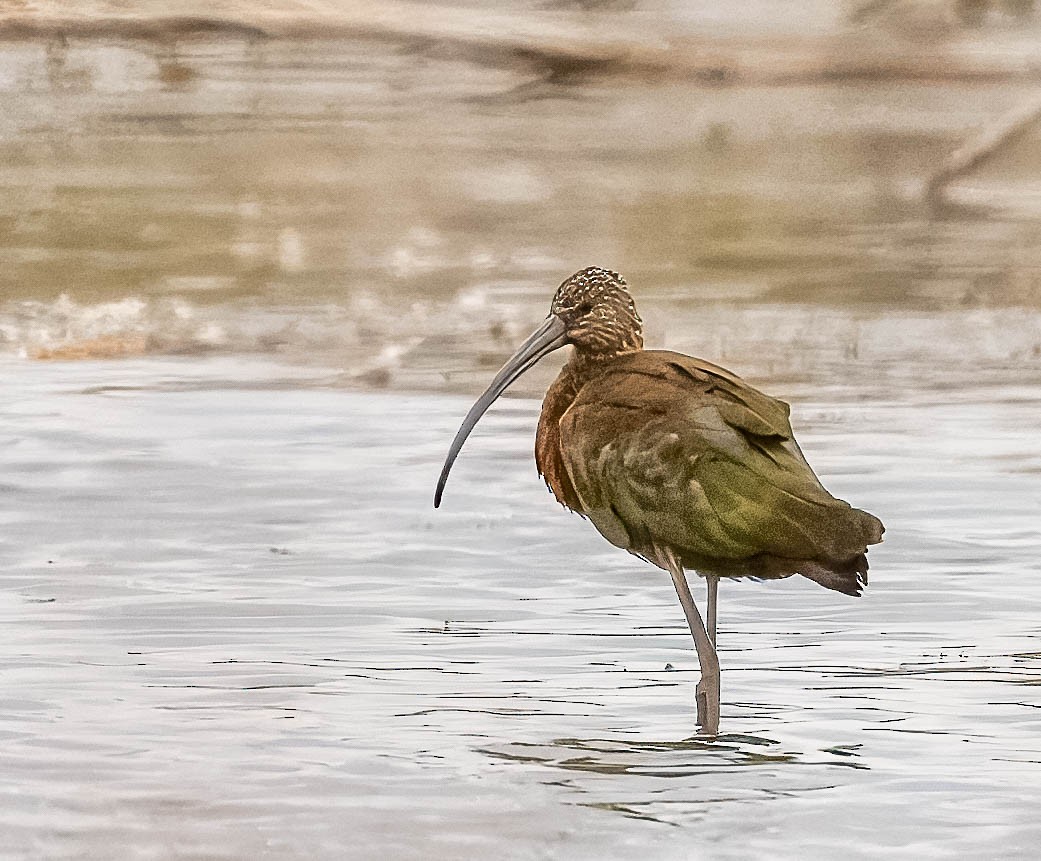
[799,506,884,597]
[799,553,870,597]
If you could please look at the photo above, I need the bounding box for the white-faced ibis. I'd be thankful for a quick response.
[434,267,884,735]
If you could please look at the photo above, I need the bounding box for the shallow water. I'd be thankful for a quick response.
[1,357,1039,859]
[2,8,1041,859]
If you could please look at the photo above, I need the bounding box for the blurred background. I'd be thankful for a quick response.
[2,0,1040,390]
[2,3,1041,859]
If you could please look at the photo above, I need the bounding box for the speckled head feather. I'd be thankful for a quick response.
[551,267,643,360]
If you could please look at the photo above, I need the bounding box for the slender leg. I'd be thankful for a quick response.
[707,575,718,647]
[661,549,720,736]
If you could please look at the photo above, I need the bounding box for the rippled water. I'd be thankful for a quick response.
[2,10,1041,859]
[1,358,1039,859]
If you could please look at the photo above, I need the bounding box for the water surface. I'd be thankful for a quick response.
[1,10,1040,859]
[1,357,1039,858]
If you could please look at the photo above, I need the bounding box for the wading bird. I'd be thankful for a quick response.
[434,267,883,735]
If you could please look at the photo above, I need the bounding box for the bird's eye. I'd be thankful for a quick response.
[577,301,593,315]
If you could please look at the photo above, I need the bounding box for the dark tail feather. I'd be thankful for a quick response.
[800,505,883,596]
[799,551,870,597]
[858,509,885,547]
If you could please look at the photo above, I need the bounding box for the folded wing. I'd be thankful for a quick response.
[558,351,883,592]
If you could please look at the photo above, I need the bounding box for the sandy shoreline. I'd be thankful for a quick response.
[1,1,1039,84]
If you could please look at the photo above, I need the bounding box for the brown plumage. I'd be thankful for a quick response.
[435,266,884,735]
[538,349,882,596]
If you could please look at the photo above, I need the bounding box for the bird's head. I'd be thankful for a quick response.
[550,267,643,358]
[434,266,643,507]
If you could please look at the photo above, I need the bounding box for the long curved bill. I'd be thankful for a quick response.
[434,314,568,508]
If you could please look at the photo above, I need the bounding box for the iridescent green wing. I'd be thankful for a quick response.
[559,352,878,563]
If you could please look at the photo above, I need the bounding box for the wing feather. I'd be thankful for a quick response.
[558,352,882,571]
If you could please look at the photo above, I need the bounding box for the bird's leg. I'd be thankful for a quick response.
[661,549,720,736]
[707,575,719,647]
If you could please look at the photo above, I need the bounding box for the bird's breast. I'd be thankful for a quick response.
[535,368,584,511]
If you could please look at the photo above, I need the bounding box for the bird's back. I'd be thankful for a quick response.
[549,350,883,595]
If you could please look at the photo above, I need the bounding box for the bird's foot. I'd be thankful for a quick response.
[695,672,720,737]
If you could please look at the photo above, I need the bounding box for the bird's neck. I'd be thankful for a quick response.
[566,343,643,382]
